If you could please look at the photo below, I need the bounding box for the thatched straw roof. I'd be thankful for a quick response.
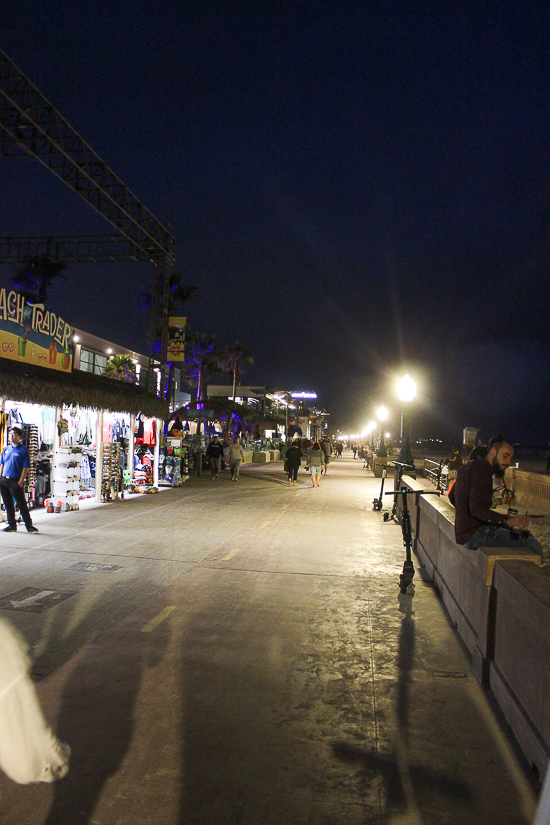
[0,357,168,418]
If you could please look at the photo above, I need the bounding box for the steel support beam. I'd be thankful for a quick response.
[0,48,175,263]
[0,235,153,264]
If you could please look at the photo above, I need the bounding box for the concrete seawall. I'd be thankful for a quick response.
[399,476,550,779]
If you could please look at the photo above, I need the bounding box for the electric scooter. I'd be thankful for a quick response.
[384,485,441,594]
[383,461,411,523]
[373,467,387,511]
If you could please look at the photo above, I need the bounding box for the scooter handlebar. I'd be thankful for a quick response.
[384,490,441,496]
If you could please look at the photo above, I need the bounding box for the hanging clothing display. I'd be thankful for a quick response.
[80,454,92,484]
[35,453,52,504]
[75,410,94,446]
[135,415,156,446]
[41,408,56,446]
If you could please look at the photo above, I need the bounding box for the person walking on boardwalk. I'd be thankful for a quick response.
[206,436,224,479]
[225,437,245,482]
[320,436,332,475]
[286,440,302,487]
[307,442,324,487]
[0,427,38,533]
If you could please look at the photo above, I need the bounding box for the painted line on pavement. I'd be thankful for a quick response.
[140,605,176,633]
[222,548,239,561]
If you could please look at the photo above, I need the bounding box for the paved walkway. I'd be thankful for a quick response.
[0,455,538,824]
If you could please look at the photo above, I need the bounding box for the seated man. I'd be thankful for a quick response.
[449,434,542,555]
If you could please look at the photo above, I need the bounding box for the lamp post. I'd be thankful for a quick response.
[397,373,416,468]
[368,420,376,450]
[377,405,388,457]
[285,392,289,440]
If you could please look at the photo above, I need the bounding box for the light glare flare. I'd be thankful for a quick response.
[397,373,416,403]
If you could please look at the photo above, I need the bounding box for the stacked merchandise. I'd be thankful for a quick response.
[50,448,82,511]
[101,443,121,501]
[132,464,157,494]
[159,446,184,486]
[21,424,39,503]
[181,446,188,479]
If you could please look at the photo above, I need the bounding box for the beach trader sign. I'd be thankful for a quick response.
[0,290,73,372]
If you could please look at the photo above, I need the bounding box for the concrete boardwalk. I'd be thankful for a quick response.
[0,455,538,824]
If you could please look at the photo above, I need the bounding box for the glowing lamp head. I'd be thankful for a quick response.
[377,405,388,421]
[369,420,376,431]
[397,373,416,403]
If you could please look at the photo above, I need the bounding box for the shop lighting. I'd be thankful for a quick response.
[106,348,113,354]
[73,334,79,342]
[290,392,317,399]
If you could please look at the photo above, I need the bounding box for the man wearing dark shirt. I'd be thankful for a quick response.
[206,436,224,479]
[449,435,541,554]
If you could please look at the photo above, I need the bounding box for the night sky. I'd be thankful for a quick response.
[2,2,550,443]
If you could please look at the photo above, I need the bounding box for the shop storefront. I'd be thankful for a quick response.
[0,291,168,515]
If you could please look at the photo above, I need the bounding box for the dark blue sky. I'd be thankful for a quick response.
[2,2,550,441]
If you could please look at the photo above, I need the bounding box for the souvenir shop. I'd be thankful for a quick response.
[0,290,168,516]
[0,359,168,516]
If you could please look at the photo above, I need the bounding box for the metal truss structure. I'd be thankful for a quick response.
[0,236,154,264]
[0,48,175,390]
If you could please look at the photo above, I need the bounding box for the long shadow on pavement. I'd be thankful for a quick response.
[41,591,170,824]
[333,601,471,823]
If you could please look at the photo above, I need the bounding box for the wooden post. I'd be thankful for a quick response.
[95,409,104,502]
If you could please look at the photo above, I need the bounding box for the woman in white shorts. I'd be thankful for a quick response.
[307,442,324,487]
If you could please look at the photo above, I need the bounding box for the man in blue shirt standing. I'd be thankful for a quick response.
[0,427,38,533]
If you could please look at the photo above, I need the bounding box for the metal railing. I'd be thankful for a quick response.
[507,468,550,506]
[423,458,448,490]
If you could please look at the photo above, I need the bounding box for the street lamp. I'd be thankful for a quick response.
[377,405,388,457]
[397,373,416,467]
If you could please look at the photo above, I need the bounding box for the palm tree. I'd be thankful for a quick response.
[138,270,199,335]
[103,354,137,383]
[218,341,254,440]
[180,331,224,432]
[11,256,66,303]
[139,271,200,399]
[220,341,254,401]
